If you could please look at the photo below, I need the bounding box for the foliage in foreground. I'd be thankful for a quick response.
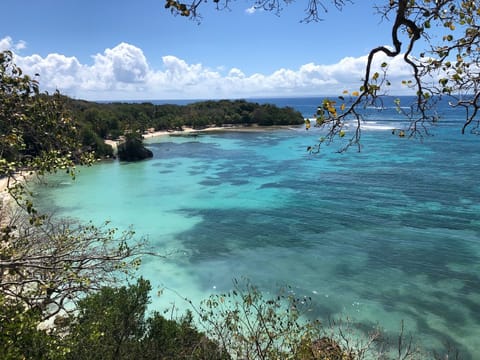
[192,279,412,360]
[1,277,464,360]
[0,278,362,360]
[0,295,63,360]
[194,279,345,359]
[1,48,147,320]
[0,50,94,213]
[0,279,228,360]
[1,207,145,320]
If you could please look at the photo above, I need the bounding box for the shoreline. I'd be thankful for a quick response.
[142,124,302,139]
[103,124,304,158]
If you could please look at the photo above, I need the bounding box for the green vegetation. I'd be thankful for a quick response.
[68,98,304,141]
[0,279,229,360]
[62,97,304,161]
[117,133,154,161]
[0,50,94,211]
[34,96,301,160]
[62,97,304,160]
[0,51,145,356]
[0,295,61,359]
[71,98,304,132]
[194,279,356,359]
[63,278,228,360]
[2,12,474,354]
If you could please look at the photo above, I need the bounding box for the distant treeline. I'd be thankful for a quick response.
[64,98,305,157]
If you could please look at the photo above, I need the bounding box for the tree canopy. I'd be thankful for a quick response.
[165,0,479,151]
[0,50,145,322]
[0,51,94,212]
[68,98,304,138]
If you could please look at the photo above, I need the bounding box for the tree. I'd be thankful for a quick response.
[0,51,145,322]
[165,0,479,151]
[0,293,65,360]
[64,278,228,360]
[187,279,403,360]
[80,125,115,157]
[0,208,144,320]
[65,278,151,360]
[0,50,95,218]
[193,279,327,359]
[117,132,154,161]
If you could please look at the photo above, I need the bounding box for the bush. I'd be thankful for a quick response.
[0,295,65,360]
[117,133,153,161]
[64,279,227,360]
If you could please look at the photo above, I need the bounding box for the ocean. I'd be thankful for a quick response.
[34,96,480,358]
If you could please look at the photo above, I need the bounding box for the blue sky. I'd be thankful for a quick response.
[2,0,422,100]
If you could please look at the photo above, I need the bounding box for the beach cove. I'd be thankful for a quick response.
[32,98,480,358]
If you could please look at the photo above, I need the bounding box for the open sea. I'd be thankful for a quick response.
[34,96,480,358]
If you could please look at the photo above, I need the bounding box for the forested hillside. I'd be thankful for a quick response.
[65,97,305,157]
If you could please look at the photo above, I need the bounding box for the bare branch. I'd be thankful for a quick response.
[164,0,352,21]
[1,207,149,320]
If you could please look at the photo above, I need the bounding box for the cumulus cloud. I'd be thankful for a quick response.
[17,53,83,90]
[1,36,418,100]
[93,42,149,83]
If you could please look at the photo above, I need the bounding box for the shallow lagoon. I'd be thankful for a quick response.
[35,108,480,358]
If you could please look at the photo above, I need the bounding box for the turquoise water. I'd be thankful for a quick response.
[34,98,480,358]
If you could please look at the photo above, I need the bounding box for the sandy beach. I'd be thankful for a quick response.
[104,125,304,153]
[142,124,300,139]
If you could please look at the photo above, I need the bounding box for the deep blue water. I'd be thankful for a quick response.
[35,96,480,358]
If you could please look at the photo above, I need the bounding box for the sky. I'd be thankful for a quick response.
[1,0,427,101]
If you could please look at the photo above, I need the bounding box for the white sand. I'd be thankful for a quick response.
[141,125,296,139]
[141,126,219,139]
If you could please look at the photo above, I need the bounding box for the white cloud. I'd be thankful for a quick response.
[0,36,27,52]
[93,42,149,83]
[17,53,83,90]
[15,40,27,51]
[245,6,257,15]
[1,36,419,100]
[228,68,245,78]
